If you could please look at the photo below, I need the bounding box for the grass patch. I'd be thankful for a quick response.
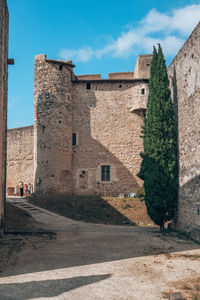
[180,278,200,300]
[166,278,200,300]
[28,194,154,226]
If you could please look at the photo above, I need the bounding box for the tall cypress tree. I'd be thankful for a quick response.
[138,44,178,231]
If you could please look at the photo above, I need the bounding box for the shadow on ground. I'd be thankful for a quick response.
[28,194,139,225]
[0,225,199,278]
[0,274,111,300]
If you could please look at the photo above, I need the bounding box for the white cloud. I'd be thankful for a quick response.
[141,5,200,35]
[59,4,200,63]
[59,47,94,63]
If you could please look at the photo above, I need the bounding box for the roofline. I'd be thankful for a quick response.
[7,125,34,132]
[72,78,149,83]
[168,21,200,69]
[46,58,75,68]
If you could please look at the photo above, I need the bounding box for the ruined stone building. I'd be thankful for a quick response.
[0,0,9,233]
[5,17,200,240]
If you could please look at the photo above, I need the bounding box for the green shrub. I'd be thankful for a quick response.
[136,187,145,199]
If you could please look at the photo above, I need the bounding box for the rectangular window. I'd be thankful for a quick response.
[101,165,110,181]
[72,133,77,146]
[86,83,91,90]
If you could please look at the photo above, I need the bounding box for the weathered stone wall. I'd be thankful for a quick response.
[34,55,74,194]
[168,22,200,241]
[108,72,134,79]
[76,74,101,80]
[0,0,8,232]
[7,126,34,191]
[72,80,149,195]
[32,54,151,196]
[134,55,152,79]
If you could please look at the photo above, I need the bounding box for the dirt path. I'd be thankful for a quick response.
[1,198,200,299]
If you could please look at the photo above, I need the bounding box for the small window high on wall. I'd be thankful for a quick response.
[72,133,77,146]
[101,165,110,181]
[86,83,91,90]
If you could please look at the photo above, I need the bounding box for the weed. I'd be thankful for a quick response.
[195,284,200,291]
[162,250,172,259]
[183,284,192,290]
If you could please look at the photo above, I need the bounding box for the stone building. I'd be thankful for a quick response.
[168,22,200,241]
[0,0,9,233]
[7,54,152,196]
[6,19,200,240]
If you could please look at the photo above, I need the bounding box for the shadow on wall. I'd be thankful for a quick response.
[35,74,144,196]
[171,66,200,241]
[0,275,111,299]
[175,175,200,241]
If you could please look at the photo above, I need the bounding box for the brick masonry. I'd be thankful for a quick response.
[0,0,8,232]
[168,22,200,241]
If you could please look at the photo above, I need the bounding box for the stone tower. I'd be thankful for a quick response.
[34,54,74,194]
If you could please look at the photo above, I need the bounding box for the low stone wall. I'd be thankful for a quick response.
[7,126,34,194]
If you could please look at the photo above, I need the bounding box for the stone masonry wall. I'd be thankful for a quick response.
[33,54,150,196]
[168,22,200,241]
[34,55,74,194]
[72,80,149,195]
[7,126,34,191]
[0,0,8,232]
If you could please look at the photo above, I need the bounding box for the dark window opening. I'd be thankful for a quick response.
[101,165,110,181]
[86,83,91,90]
[141,88,145,95]
[146,63,150,67]
[80,170,86,178]
[59,65,63,70]
[59,120,61,124]
[72,132,77,146]
[42,125,45,132]
[119,84,122,88]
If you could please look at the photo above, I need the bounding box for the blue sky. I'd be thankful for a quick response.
[7,0,200,129]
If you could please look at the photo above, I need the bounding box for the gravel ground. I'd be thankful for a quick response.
[1,198,200,299]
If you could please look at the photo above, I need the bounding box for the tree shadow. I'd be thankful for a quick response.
[0,274,111,300]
